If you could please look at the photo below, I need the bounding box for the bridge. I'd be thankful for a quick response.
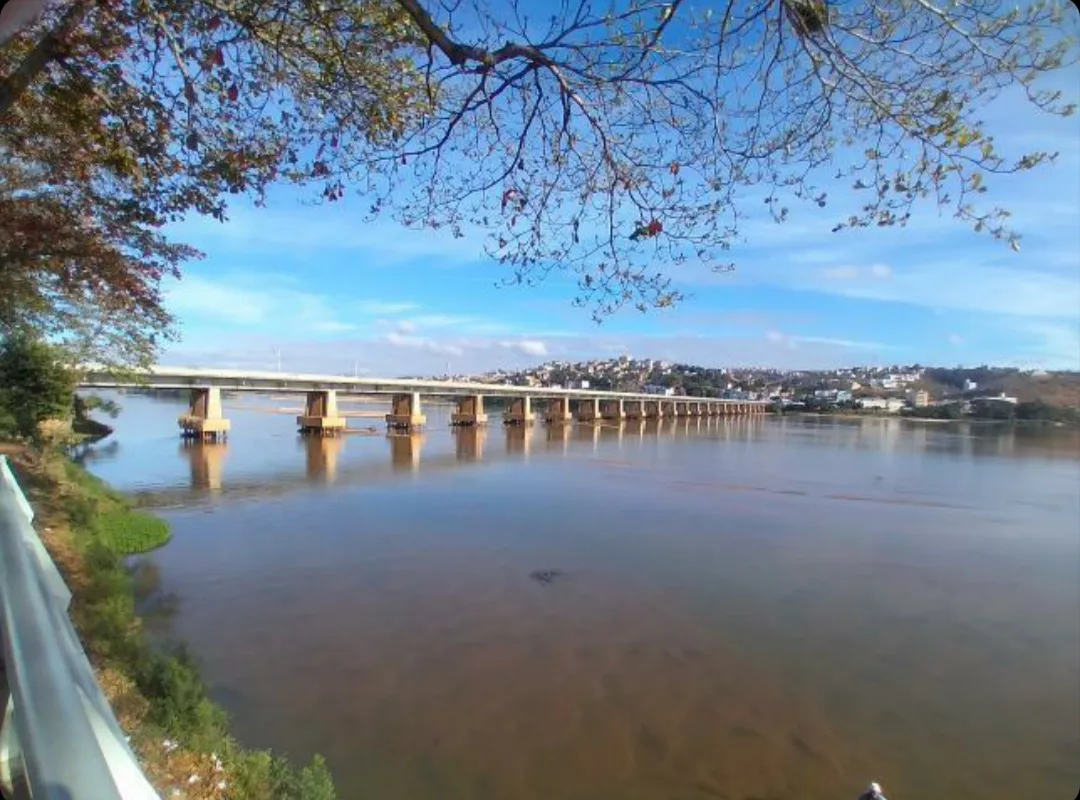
[80,366,770,441]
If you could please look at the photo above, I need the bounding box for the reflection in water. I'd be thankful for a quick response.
[544,423,571,453]
[181,441,228,492]
[302,435,345,484]
[504,424,532,458]
[453,426,487,463]
[572,421,602,451]
[388,432,424,473]
[85,396,1080,800]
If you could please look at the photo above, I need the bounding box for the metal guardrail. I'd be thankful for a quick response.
[0,456,160,800]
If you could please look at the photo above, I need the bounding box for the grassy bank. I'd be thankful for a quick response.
[8,447,337,799]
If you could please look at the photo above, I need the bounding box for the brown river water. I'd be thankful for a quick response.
[82,393,1080,799]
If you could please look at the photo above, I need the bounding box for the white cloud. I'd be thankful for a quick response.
[869,263,892,279]
[821,266,861,280]
[311,320,359,334]
[947,333,964,346]
[765,329,897,351]
[357,301,419,315]
[384,331,464,357]
[166,275,274,325]
[171,200,490,266]
[499,339,548,357]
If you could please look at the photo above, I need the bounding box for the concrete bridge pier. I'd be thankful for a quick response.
[644,400,663,419]
[179,387,230,441]
[451,394,488,426]
[545,397,572,424]
[386,392,427,431]
[298,390,346,436]
[504,396,536,425]
[660,400,676,418]
[673,400,689,418]
[688,401,701,416]
[575,398,601,423]
[601,399,625,421]
[625,400,645,419]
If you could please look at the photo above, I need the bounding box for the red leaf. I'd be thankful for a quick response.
[227,84,238,102]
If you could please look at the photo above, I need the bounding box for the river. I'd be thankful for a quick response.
[81,393,1080,800]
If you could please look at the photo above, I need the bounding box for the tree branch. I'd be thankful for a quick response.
[0,0,92,116]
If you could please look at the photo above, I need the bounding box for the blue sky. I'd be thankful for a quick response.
[161,80,1080,377]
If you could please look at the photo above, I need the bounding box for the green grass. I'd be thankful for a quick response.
[94,509,171,554]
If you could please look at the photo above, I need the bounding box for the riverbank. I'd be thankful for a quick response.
[5,446,337,799]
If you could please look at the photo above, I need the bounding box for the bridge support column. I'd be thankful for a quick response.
[644,400,663,418]
[504,396,536,425]
[545,397,572,424]
[386,392,427,430]
[673,400,689,417]
[600,399,625,421]
[298,390,346,436]
[625,400,645,419]
[688,401,701,416]
[451,394,488,426]
[660,400,676,418]
[179,387,230,441]
[575,397,601,423]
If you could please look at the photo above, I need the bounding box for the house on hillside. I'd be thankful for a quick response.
[860,397,906,413]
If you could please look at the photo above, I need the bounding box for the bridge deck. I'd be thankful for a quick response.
[80,366,769,404]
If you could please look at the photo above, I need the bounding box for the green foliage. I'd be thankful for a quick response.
[229,751,337,800]
[0,334,76,440]
[93,510,171,555]
[1015,400,1080,424]
[134,646,228,751]
[905,403,967,420]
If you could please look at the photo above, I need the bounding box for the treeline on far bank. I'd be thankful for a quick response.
[783,396,1079,426]
[903,400,1080,424]
[1,335,339,798]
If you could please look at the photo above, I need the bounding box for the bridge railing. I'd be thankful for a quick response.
[0,456,160,800]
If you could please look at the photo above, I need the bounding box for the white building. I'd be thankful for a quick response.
[861,397,906,413]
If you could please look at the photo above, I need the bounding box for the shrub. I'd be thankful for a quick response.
[0,335,77,441]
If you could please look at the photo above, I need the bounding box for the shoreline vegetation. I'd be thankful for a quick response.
[6,444,337,799]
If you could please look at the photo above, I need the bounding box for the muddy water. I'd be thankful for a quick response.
[84,394,1080,799]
